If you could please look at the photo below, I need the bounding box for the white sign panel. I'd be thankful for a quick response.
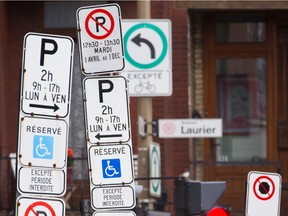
[246,171,282,216]
[76,3,124,74]
[122,19,172,96]
[17,167,66,196]
[150,142,161,197]
[16,196,65,216]
[83,76,130,144]
[18,116,68,168]
[88,144,134,186]
[91,184,136,211]
[21,32,74,118]
[158,119,222,138]
[93,211,136,216]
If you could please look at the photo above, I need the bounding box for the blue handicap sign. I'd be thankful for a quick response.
[33,135,54,159]
[102,159,121,178]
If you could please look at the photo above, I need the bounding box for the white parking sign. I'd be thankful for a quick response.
[76,3,124,74]
[83,76,130,144]
[18,116,68,168]
[21,32,74,118]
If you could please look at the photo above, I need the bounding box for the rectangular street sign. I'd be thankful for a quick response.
[76,3,125,74]
[21,32,74,118]
[122,19,172,96]
[17,166,66,196]
[83,76,130,144]
[16,196,65,216]
[88,144,134,186]
[246,171,282,216]
[90,184,136,211]
[18,115,68,169]
[158,119,223,138]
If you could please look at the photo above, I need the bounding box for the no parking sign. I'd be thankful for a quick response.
[245,171,282,216]
[76,3,124,74]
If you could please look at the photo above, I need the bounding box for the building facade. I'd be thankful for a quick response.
[1,1,288,215]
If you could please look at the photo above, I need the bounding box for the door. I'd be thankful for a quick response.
[203,12,278,213]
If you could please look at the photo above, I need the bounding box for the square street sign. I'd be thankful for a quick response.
[18,116,68,169]
[246,171,282,216]
[83,76,131,144]
[122,19,172,96]
[88,144,134,186]
[76,3,125,74]
[21,32,74,118]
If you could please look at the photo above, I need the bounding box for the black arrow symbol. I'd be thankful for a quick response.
[29,103,59,112]
[131,33,156,59]
[95,133,123,140]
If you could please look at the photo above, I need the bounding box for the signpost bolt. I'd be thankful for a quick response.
[21,117,24,122]
[23,69,26,73]
[28,162,32,166]
[17,201,21,207]
[53,163,56,168]
[30,112,34,117]
[56,115,59,119]
[19,154,22,158]
[77,28,81,32]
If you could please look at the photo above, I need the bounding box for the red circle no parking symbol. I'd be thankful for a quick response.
[85,9,115,40]
[253,175,275,201]
[24,201,56,216]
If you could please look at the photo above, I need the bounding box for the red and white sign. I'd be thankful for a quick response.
[246,171,282,216]
[76,3,124,74]
[16,196,65,216]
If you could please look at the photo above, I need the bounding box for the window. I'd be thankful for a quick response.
[216,14,266,43]
[216,58,267,161]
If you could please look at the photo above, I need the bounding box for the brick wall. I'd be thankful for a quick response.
[190,12,205,180]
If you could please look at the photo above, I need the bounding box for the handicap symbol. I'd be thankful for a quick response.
[33,135,53,159]
[102,159,121,178]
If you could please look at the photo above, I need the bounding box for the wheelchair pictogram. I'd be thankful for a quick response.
[33,135,54,159]
[102,159,121,178]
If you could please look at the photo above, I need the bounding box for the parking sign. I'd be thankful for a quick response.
[76,4,124,74]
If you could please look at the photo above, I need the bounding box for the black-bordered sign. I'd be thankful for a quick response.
[245,171,282,216]
[76,3,125,75]
[16,196,65,216]
[122,19,172,97]
[21,32,74,118]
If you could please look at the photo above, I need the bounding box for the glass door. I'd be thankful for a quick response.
[216,57,267,162]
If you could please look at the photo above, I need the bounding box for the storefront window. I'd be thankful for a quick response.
[216,15,266,43]
[216,58,267,161]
